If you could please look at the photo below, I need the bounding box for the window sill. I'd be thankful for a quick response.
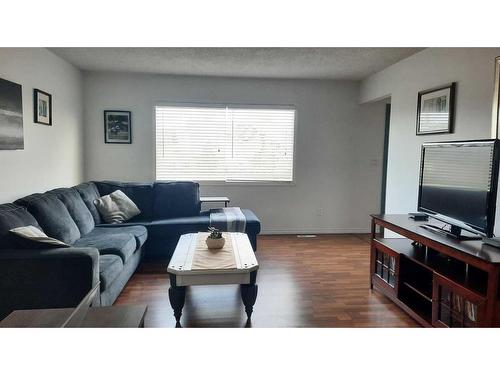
[199,181,296,187]
[156,179,296,187]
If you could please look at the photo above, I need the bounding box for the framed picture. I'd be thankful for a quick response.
[491,57,500,138]
[0,77,23,150]
[416,82,456,135]
[34,89,52,125]
[104,110,132,144]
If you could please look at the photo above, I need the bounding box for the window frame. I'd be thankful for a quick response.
[153,101,298,186]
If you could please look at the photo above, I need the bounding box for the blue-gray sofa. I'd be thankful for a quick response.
[0,180,260,320]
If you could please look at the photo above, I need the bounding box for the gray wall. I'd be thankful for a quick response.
[360,48,500,234]
[83,72,386,234]
[0,48,84,202]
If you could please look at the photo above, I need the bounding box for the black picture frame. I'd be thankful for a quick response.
[104,110,132,144]
[33,89,52,126]
[416,82,456,135]
[492,57,500,139]
[0,77,24,150]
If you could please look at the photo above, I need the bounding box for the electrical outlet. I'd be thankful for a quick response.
[317,208,324,216]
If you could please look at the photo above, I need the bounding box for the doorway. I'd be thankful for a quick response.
[380,102,391,215]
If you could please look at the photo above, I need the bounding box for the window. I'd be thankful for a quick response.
[155,105,295,182]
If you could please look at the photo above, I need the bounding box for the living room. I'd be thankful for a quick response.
[1,1,499,374]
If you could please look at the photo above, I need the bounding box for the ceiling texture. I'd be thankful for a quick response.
[50,47,423,80]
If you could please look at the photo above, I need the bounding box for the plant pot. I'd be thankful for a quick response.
[206,237,225,250]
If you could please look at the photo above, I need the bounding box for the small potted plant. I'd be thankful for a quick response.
[206,227,225,250]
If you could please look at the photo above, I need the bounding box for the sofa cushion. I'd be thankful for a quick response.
[73,228,137,262]
[153,181,201,219]
[94,190,141,224]
[9,225,70,249]
[48,188,95,235]
[99,254,124,291]
[94,181,153,222]
[74,182,102,225]
[14,193,81,244]
[94,224,148,249]
[0,204,41,250]
[147,215,209,238]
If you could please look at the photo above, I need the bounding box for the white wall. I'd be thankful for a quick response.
[83,72,386,234]
[355,100,387,225]
[360,48,500,234]
[0,48,84,202]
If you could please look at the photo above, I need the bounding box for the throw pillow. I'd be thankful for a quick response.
[94,190,141,224]
[9,225,70,249]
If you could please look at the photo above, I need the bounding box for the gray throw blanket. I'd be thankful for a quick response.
[209,207,246,232]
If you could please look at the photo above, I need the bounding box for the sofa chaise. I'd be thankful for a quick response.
[0,180,260,320]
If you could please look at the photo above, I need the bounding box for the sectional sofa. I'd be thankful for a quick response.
[0,180,260,320]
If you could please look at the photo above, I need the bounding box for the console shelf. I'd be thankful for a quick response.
[370,214,500,327]
[374,238,488,296]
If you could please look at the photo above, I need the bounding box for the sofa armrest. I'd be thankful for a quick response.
[0,247,100,320]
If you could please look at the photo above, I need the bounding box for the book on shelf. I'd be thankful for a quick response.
[452,294,463,313]
[465,301,477,322]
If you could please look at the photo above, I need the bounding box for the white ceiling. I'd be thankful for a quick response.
[50,47,423,80]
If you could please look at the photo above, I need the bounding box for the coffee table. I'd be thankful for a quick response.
[167,232,259,325]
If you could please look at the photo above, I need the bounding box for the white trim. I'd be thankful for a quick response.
[151,103,157,181]
[259,228,371,235]
[197,180,297,187]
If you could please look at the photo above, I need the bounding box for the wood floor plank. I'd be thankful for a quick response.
[115,234,418,327]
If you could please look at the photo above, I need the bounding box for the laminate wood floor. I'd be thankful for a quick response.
[115,234,418,327]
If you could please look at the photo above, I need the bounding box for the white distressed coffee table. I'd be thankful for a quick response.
[167,232,259,325]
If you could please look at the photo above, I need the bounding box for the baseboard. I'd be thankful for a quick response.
[260,228,370,235]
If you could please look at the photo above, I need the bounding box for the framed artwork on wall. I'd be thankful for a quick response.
[491,56,500,138]
[416,82,456,135]
[0,77,24,150]
[104,110,132,144]
[34,89,52,125]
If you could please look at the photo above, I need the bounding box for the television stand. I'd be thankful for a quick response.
[419,223,481,241]
[370,214,500,327]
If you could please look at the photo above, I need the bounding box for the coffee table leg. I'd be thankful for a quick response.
[241,271,258,319]
[168,274,186,325]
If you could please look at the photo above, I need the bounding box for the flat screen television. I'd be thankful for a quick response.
[417,139,500,238]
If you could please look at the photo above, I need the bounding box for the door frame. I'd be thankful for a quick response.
[380,102,391,215]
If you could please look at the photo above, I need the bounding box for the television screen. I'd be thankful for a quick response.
[418,140,499,237]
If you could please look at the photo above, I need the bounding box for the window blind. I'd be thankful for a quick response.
[155,105,295,182]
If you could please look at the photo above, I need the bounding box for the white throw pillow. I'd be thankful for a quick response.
[94,190,141,224]
[10,225,70,248]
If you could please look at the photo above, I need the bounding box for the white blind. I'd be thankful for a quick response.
[155,105,295,182]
